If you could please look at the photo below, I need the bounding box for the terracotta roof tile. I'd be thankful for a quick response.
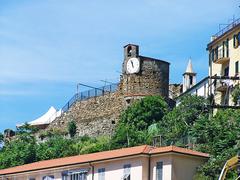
[0,145,209,175]
[150,145,209,158]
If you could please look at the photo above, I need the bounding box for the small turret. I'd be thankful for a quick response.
[183,58,196,92]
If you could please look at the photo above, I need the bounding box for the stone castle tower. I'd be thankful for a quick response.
[182,58,196,92]
[121,44,169,103]
[46,44,170,137]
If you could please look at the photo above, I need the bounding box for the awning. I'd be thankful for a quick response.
[62,168,89,176]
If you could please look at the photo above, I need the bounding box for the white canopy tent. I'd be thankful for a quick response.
[17,107,62,127]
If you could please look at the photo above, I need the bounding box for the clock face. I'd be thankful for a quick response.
[126,57,140,74]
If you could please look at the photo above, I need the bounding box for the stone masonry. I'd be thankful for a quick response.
[48,91,125,137]
[121,56,169,97]
[46,44,170,137]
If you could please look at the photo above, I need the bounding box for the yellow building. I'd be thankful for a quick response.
[207,18,240,106]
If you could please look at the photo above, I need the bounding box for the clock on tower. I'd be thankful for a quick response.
[123,44,141,74]
[121,44,170,100]
[126,57,140,74]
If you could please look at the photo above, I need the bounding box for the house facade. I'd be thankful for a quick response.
[0,145,209,180]
[207,18,240,106]
[176,18,240,107]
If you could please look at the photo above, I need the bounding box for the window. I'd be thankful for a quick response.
[225,39,229,57]
[189,75,193,85]
[238,32,240,47]
[235,61,239,75]
[62,169,88,180]
[42,176,54,180]
[156,162,163,180]
[224,66,229,76]
[62,172,68,180]
[233,34,238,48]
[211,49,215,61]
[215,46,218,60]
[127,46,132,57]
[209,51,211,64]
[210,50,214,62]
[98,168,105,180]
[222,41,225,57]
[123,164,131,180]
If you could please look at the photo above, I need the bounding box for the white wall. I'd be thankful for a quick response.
[94,157,145,180]
[2,153,207,180]
[171,154,207,180]
[151,155,172,180]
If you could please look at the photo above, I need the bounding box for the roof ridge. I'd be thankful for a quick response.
[0,145,209,176]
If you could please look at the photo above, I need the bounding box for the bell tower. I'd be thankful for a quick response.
[124,44,139,58]
[120,44,170,100]
[123,44,139,74]
[183,58,196,92]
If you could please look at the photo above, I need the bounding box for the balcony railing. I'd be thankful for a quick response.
[214,18,240,38]
[213,49,230,64]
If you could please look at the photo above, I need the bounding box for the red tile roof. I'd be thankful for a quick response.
[0,145,209,175]
[150,145,209,158]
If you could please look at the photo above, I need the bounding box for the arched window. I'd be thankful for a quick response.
[127,46,132,57]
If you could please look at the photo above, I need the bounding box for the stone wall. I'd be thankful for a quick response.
[46,45,171,138]
[48,91,125,137]
[169,84,182,99]
[121,56,169,98]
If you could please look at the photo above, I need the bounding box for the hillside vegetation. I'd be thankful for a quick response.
[0,95,239,179]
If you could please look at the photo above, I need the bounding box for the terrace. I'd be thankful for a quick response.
[214,18,240,38]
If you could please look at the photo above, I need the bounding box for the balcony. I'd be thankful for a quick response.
[213,49,230,64]
[215,79,232,92]
[214,57,230,64]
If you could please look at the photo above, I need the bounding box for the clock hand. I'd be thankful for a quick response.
[131,61,134,68]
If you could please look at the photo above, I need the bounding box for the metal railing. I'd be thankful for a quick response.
[38,83,119,126]
[215,49,230,61]
[62,83,119,113]
[153,135,195,148]
[214,18,240,38]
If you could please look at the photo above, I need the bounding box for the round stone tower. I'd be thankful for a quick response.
[120,44,170,102]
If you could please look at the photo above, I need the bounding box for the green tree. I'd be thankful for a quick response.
[16,123,39,135]
[0,133,37,169]
[68,120,77,138]
[120,96,168,130]
[231,84,240,105]
[160,95,208,146]
[0,133,3,143]
[111,96,168,148]
[191,109,240,179]
[73,136,111,154]
[0,133,4,151]
[36,136,76,161]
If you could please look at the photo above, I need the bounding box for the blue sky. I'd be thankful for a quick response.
[0,0,239,132]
